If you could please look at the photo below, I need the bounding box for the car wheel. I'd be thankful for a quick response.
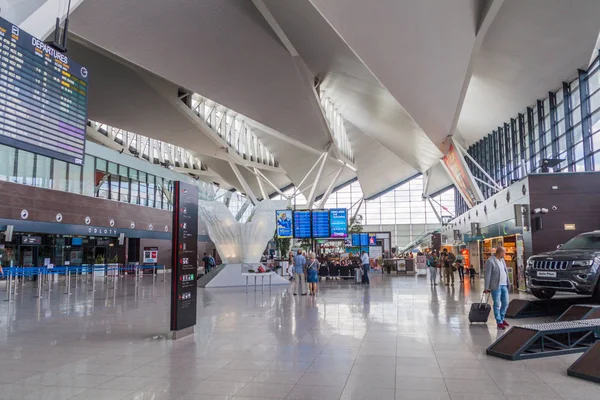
[531,288,556,300]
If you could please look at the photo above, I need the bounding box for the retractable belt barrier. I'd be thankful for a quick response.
[1,265,166,301]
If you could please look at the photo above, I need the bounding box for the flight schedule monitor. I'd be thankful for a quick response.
[0,17,88,165]
[311,210,330,238]
[293,210,311,238]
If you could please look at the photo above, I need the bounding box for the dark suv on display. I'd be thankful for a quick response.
[526,231,600,300]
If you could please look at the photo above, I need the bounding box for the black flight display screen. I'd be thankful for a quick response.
[171,181,199,332]
[0,16,88,165]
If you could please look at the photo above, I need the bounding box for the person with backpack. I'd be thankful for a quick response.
[202,253,212,274]
[306,252,320,295]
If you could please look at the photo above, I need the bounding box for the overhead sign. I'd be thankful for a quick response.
[441,141,484,208]
[171,181,198,333]
[311,210,330,238]
[275,209,293,238]
[21,235,41,245]
[329,208,348,238]
[143,247,158,263]
[293,210,311,238]
[0,17,88,165]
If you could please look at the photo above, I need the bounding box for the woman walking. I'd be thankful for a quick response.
[306,253,320,295]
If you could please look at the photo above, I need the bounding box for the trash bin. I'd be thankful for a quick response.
[355,267,362,284]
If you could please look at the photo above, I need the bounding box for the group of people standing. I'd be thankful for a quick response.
[290,250,320,296]
[425,248,474,286]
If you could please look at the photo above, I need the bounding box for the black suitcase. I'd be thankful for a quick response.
[469,293,491,323]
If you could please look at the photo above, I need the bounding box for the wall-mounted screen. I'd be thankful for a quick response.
[369,235,377,246]
[329,208,348,238]
[311,210,330,238]
[71,237,83,246]
[351,233,361,247]
[0,17,88,165]
[293,210,311,238]
[360,232,369,247]
[276,209,293,238]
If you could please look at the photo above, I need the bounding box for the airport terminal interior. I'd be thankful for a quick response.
[1,0,600,399]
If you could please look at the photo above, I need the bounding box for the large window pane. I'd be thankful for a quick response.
[119,165,129,203]
[0,145,16,181]
[129,168,139,205]
[16,150,35,185]
[52,160,67,191]
[68,164,82,194]
[35,155,51,188]
[82,155,95,196]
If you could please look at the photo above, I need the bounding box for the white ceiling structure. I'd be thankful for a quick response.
[45,0,600,205]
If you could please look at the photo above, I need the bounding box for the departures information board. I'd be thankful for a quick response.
[311,210,330,238]
[0,17,88,165]
[293,210,311,239]
[171,181,198,332]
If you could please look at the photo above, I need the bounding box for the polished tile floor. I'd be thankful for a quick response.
[0,272,598,400]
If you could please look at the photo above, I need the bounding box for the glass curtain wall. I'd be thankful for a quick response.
[0,144,174,211]
[272,176,455,248]
[459,51,600,215]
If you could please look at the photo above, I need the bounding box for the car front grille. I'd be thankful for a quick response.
[531,260,571,270]
[530,279,574,289]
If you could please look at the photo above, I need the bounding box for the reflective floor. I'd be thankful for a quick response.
[0,272,598,400]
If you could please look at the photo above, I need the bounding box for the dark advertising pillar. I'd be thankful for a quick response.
[170,181,198,339]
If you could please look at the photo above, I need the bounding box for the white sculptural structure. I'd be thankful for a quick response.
[197,199,290,287]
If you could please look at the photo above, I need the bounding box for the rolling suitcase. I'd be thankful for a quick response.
[469,293,491,323]
[355,267,362,284]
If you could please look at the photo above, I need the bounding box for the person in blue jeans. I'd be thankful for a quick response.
[360,251,370,285]
[484,246,511,330]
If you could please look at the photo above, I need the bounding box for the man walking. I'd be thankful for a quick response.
[360,251,370,285]
[292,249,307,295]
[202,253,212,274]
[484,247,511,329]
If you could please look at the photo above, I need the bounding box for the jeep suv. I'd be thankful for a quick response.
[526,231,600,300]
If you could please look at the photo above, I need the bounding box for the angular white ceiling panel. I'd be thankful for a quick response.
[308,0,479,148]
[69,0,331,150]
[343,121,417,199]
[66,38,222,158]
[458,0,600,144]
[262,0,441,172]
[423,162,453,198]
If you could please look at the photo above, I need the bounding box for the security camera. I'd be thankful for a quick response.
[551,205,558,211]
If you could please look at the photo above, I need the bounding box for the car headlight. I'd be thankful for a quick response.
[572,260,594,267]
[526,259,533,270]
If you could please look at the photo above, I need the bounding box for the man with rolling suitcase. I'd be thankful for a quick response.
[484,246,511,330]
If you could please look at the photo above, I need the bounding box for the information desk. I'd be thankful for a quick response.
[242,271,276,292]
[382,258,415,275]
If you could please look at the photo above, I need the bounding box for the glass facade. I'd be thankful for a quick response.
[273,176,455,248]
[0,144,174,211]
[458,51,600,215]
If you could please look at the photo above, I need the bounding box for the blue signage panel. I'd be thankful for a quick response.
[293,210,311,238]
[329,208,348,238]
[360,232,369,247]
[276,209,293,238]
[311,210,330,238]
[351,233,361,247]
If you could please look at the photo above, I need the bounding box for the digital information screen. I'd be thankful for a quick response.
[311,210,330,238]
[0,17,88,165]
[360,232,369,247]
[171,181,198,332]
[276,209,293,238]
[369,234,377,246]
[293,210,311,238]
[351,233,361,247]
[329,208,348,238]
